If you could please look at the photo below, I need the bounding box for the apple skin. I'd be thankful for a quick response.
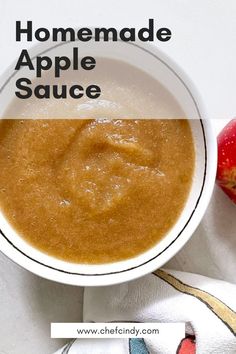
[216,119,236,203]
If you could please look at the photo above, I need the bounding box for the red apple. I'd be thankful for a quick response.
[217,119,236,203]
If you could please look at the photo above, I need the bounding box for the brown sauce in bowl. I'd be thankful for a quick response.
[0,119,194,263]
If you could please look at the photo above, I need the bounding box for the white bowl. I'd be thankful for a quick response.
[0,40,217,286]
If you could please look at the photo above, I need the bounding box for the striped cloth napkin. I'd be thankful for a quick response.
[54,269,236,353]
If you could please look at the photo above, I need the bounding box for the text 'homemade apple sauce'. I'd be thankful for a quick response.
[0,119,194,263]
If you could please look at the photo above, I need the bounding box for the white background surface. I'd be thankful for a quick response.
[0,1,236,353]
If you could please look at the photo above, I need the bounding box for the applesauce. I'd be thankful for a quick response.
[0,119,194,263]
